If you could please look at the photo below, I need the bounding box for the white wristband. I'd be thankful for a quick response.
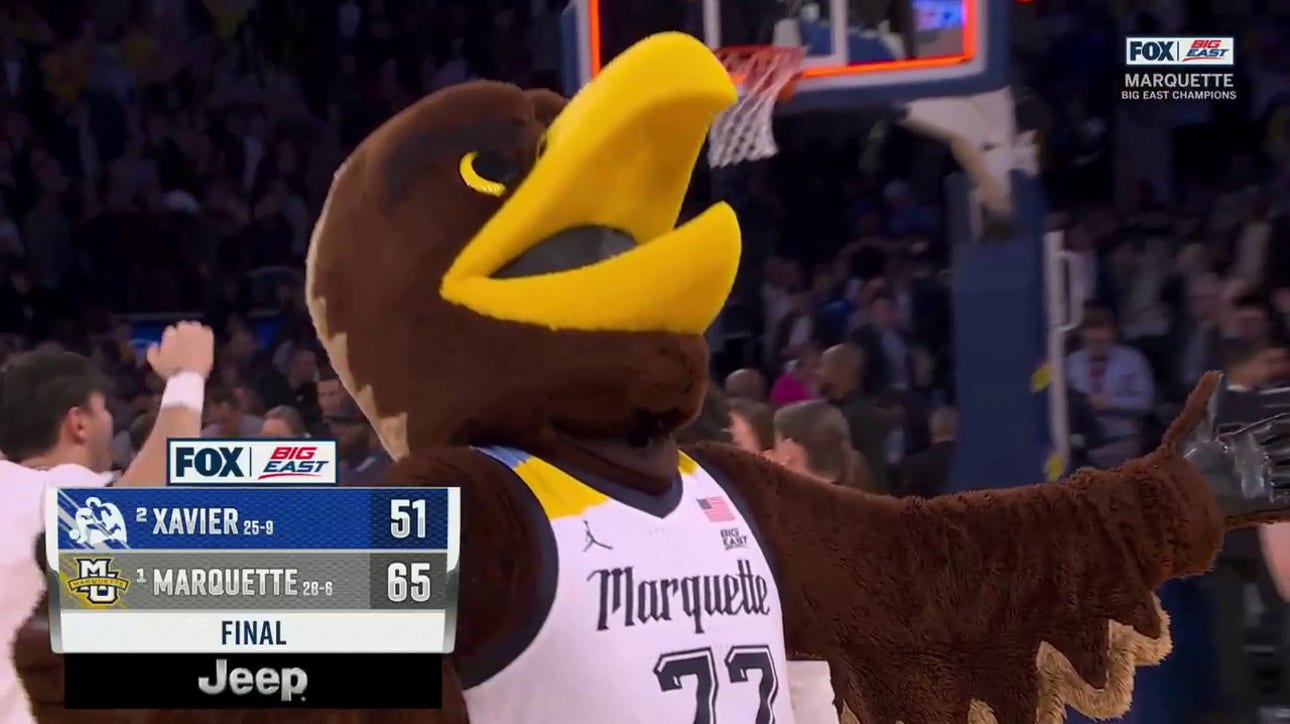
[160,372,206,413]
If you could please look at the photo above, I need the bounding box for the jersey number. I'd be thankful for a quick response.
[653,645,779,724]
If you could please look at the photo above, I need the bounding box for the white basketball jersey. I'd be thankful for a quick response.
[1,461,112,724]
[462,446,794,724]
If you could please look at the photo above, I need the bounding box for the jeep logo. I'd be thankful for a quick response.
[197,658,308,702]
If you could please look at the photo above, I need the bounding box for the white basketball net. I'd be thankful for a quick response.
[708,46,804,168]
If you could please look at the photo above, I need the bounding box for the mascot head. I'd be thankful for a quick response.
[306,34,739,459]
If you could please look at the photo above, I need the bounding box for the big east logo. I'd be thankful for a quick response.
[167,439,339,485]
[261,446,329,479]
[1126,37,1234,66]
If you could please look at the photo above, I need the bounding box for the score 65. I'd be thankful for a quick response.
[369,489,450,549]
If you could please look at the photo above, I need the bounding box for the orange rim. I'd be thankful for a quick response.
[715,46,803,92]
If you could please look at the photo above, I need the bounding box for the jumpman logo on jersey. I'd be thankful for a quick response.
[583,520,612,552]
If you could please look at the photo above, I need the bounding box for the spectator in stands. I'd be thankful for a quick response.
[770,400,872,490]
[723,368,767,402]
[885,251,948,349]
[809,264,855,347]
[1231,188,1276,293]
[729,398,774,455]
[260,405,309,437]
[898,406,956,498]
[232,383,264,417]
[1170,272,1224,396]
[202,386,262,437]
[1228,293,1276,346]
[315,365,348,418]
[675,386,733,445]
[816,343,889,493]
[1224,339,1270,393]
[873,388,928,469]
[331,397,391,485]
[881,180,939,238]
[0,266,53,339]
[849,293,915,394]
[257,344,321,430]
[117,412,156,472]
[1066,221,1118,315]
[767,289,815,374]
[1217,339,1273,425]
[1272,286,1290,337]
[1112,237,1172,346]
[769,342,818,406]
[1262,342,1290,387]
[1066,307,1155,446]
[760,258,802,369]
[219,325,260,379]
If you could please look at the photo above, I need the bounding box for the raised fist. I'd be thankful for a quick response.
[145,321,214,380]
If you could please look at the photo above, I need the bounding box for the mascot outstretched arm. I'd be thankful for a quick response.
[304,32,1290,724]
[692,373,1290,724]
[20,32,1290,724]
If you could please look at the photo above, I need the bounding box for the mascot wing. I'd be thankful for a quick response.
[691,374,1236,724]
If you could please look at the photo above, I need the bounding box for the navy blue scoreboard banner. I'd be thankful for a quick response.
[45,486,458,708]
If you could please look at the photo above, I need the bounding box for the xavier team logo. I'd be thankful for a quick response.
[168,439,339,484]
[66,557,130,607]
[68,497,129,546]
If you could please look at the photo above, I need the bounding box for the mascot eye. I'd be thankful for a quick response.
[459,151,517,197]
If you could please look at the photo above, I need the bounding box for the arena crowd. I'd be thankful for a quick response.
[1,0,1290,721]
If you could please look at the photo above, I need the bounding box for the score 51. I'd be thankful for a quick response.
[389,499,430,539]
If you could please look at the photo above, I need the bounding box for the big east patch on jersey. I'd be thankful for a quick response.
[167,439,340,485]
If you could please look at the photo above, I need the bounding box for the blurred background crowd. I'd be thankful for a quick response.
[2,0,1290,720]
[0,0,572,482]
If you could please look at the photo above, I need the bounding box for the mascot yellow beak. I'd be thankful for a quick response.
[441,33,741,335]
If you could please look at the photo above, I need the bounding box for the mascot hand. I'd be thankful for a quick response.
[1180,374,1290,519]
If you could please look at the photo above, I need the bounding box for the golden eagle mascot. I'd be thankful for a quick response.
[17,32,1290,724]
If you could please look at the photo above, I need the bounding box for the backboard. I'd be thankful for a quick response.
[562,0,1008,110]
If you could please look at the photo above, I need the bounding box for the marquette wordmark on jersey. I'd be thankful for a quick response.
[64,653,444,709]
[591,559,773,634]
[48,486,458,550]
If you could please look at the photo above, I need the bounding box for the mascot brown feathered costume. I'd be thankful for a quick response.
[17,32,1290,724]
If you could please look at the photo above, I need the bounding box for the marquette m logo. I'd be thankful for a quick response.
[66,557,130,607]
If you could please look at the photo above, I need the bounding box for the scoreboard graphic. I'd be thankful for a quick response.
[46,485,459,708]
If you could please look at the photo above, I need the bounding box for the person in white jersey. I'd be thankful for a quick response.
[0,322,213,724]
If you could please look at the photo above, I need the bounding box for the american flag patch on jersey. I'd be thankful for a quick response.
[697,496,734,523]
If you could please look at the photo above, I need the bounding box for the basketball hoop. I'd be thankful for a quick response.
[708,44,804,168]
